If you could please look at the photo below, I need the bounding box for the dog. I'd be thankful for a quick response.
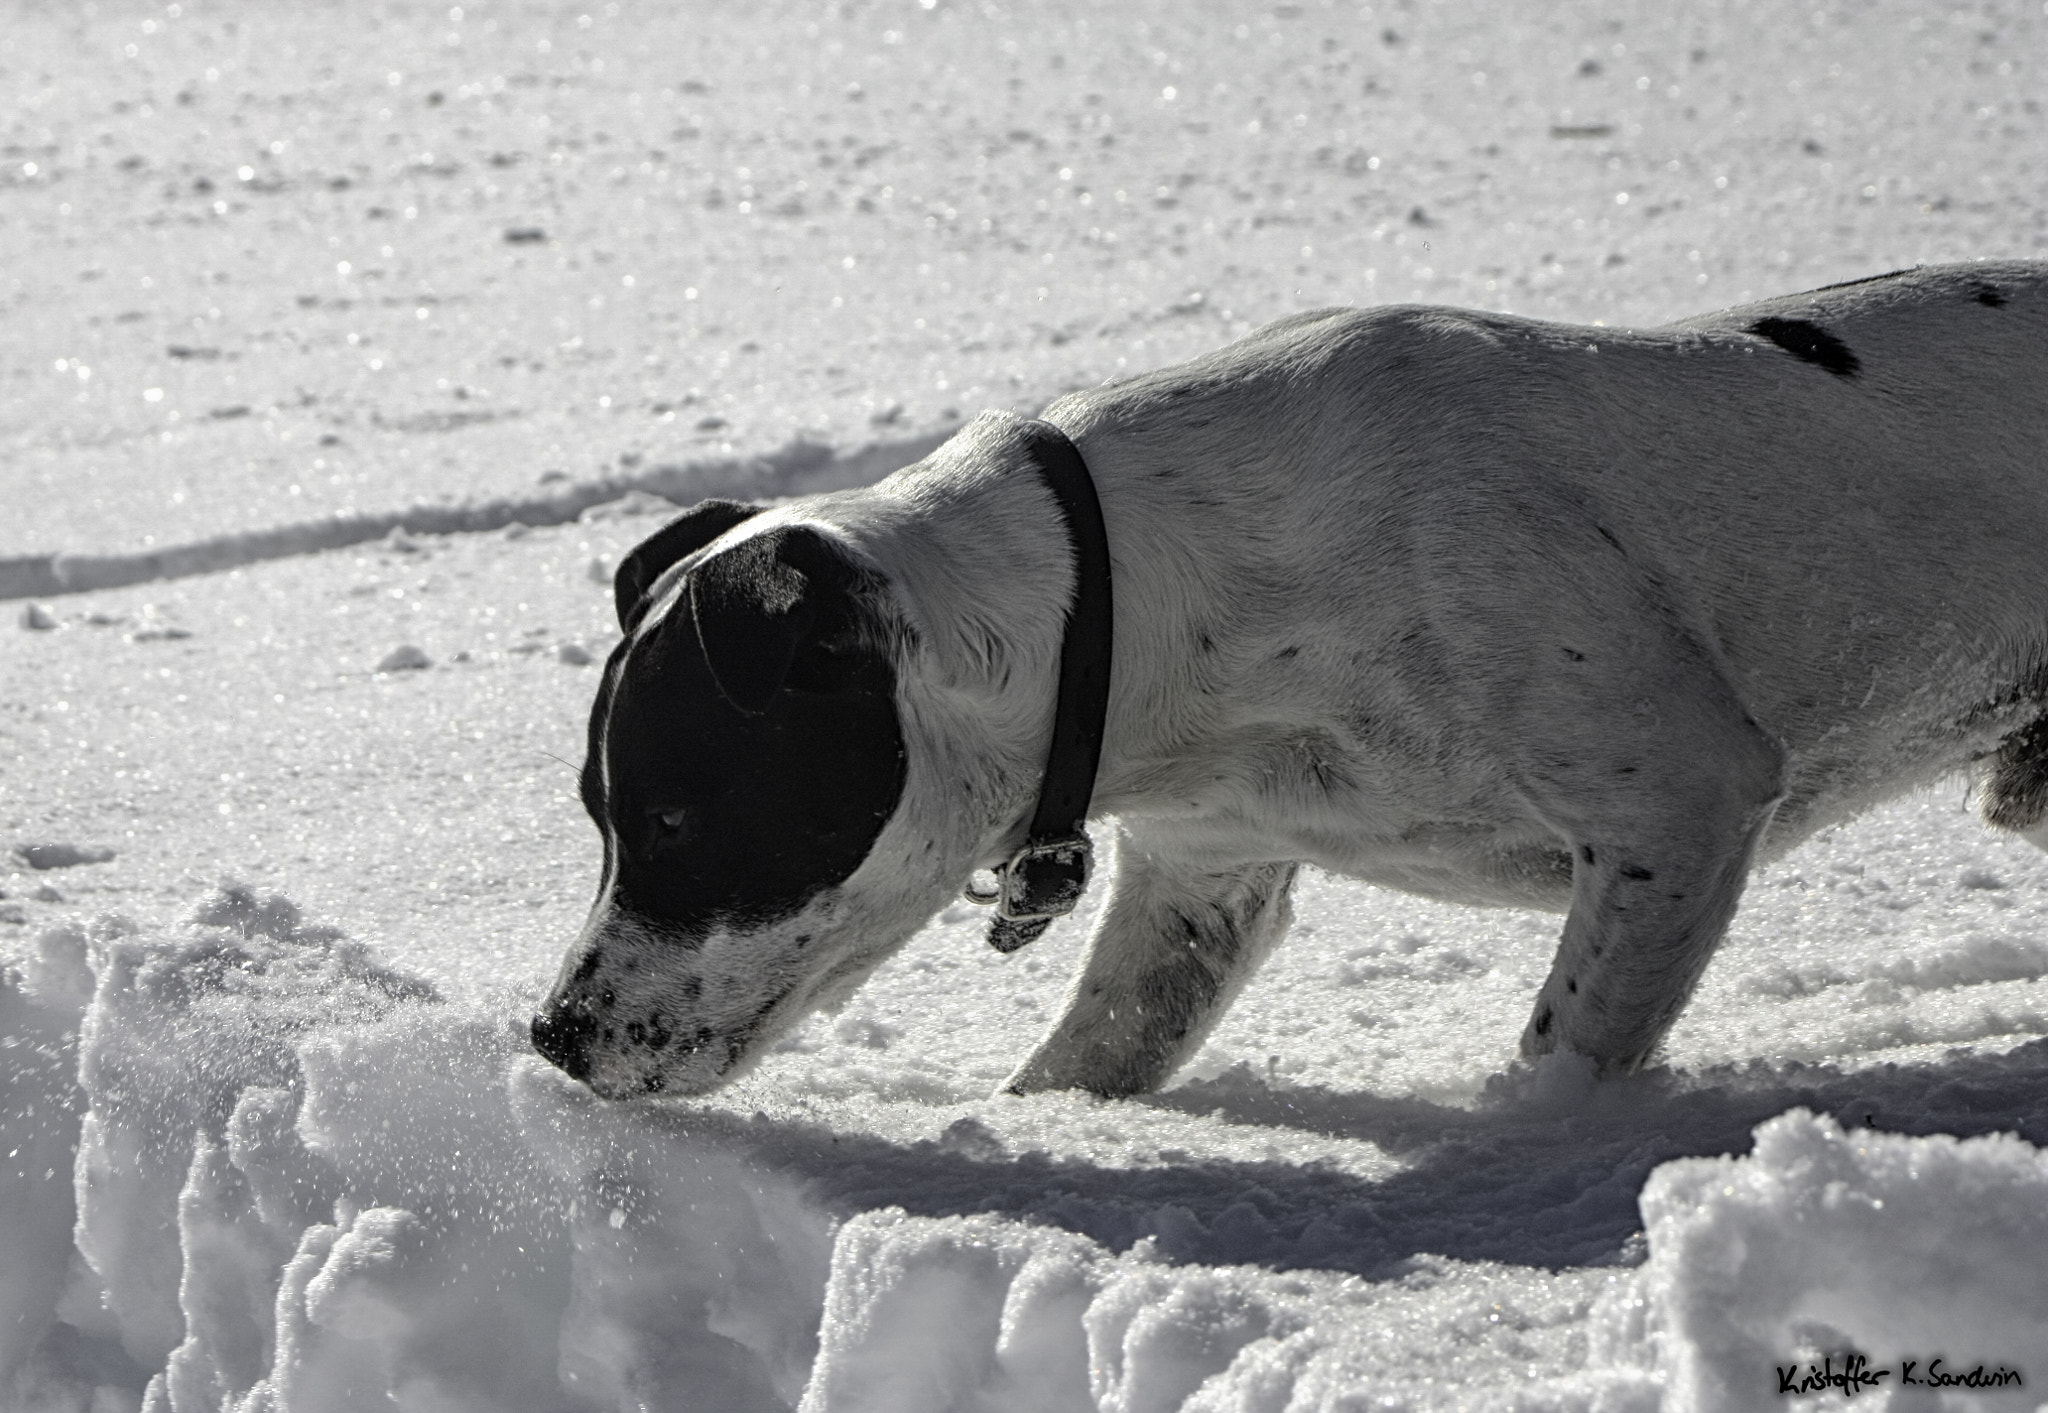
[532,261,2048,1100]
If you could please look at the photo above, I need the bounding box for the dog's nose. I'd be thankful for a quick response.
[530,1006,598,1081]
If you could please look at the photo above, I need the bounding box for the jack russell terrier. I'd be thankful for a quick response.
[533,261,2048,1099]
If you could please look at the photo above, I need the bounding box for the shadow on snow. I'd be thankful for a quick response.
[645,1038,2048,1278]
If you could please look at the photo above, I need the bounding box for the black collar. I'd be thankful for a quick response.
[964,418,1114,953]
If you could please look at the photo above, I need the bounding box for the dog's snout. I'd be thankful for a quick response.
[531,1005,599,1081]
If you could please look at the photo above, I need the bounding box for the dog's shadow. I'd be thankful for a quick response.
[723,1040,2048,1276]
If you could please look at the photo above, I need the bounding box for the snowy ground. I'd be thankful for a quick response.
[5,2,2047,1411]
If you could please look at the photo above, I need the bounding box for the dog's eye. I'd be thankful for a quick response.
[655,809,688,832]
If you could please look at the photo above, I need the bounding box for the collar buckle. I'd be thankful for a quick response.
[997,832,1094,922]
[964,831,1094,953]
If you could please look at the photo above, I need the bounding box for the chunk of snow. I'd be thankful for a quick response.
[803,1210,1659,1412]
[1641,1107,2048,1413]
[14,842,117,870]
[374,644,431,672]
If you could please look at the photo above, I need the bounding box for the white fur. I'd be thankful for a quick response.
[554,262,2048,1098]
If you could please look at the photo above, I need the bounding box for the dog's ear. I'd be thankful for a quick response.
[689,526,868,714]
[614,499,764,633]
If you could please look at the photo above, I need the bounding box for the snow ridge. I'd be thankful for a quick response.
[0,427,955,603]
[8,888,2048,1411]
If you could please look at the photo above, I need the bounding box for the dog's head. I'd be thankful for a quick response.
[531,501,943,1097]
[532,416,1091,1097]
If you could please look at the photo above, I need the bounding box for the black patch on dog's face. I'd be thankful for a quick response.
[583,525,908,930]
[1747,316,1861,378]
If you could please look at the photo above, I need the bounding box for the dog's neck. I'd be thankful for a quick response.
[811,408,1292,855]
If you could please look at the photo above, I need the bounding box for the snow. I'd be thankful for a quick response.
[5,0,2048,1409]
[10,876,2048,1411]
[1643,1110,2048,1413]
[803,1210,1649,1413]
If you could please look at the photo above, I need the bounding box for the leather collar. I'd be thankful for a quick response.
[963,419,1113,953]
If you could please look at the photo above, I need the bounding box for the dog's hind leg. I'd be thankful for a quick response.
[1002,825,1297,1098]
[1510,671,1787,1074]
[1519,779,1780,1073]
[1980,713,2048,849]
[1415,471,1788,1074]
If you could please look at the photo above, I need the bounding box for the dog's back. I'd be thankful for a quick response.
[1051,262,2048,845]
[1572,262,2048,832]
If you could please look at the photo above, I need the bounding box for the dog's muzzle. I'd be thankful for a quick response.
[529,1006,598,1082]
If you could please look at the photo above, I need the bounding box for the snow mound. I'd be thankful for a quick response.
[1642,1108,2048,1413]
[0,888,828,1413]
[9,888,2048,1411]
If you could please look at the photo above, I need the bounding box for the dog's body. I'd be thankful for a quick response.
[534,261,2048,1100]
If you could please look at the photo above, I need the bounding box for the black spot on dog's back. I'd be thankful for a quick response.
[1749,316,1861,378]
[1974,282,2008,308]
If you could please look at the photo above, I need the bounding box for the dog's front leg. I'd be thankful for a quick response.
[1003,825,1297,1098]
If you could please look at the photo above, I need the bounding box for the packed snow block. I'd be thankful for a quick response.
[68,889,439,1407]
[36,880,851,1413]
[296,1008,555,1226]
[802,1210,1669,1413]
[149,1082,343,1413]
[275,1011,580,1412]
[801,1210,1100,1413]
[157,1135,298,1413]
[247,1200,579,1413]
[1086,1264,1284,1413]
[512,1068,836,1413]
[800,1213,1305,1413]
[1640,1108,2048,1413]
[253,1218,394,1413]
[0,930,93,1409]
[225,1088,339,1246]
